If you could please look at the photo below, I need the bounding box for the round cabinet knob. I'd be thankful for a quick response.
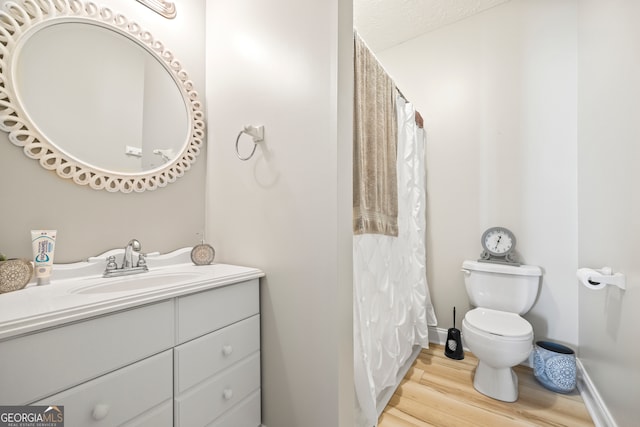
[92,403,110,420]
[222,345,233,356]
[223,388,233,400]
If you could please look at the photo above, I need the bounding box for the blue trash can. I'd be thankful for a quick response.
[531,341,576,393]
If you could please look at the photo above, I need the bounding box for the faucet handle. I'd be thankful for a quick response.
[105,255,118,272]
[137,253,147,268]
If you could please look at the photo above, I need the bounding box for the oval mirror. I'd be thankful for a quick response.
[0,0,205,192]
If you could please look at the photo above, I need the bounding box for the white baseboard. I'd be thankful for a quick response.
[576,358,617,427]
[428,325,449,346]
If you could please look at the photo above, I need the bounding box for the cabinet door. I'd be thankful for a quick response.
[0,300,174,404]
[36,350,173,426]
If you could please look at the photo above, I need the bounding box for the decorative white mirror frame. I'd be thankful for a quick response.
[0,0,205,193]
[135,0,175,19]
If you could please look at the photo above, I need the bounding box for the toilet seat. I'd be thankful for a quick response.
[464,308,532,340]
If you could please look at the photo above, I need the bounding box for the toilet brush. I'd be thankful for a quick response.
[445,307,464,360]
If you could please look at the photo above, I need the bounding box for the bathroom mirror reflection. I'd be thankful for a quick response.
[15,23,189,173]
[0,0,205,192]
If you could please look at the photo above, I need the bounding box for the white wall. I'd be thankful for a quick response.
[578,1,640,426]
[0,0,207,262]
[375,0,578,345]
[205,1,354,426]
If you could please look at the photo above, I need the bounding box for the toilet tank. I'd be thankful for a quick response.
[461,260,542,315]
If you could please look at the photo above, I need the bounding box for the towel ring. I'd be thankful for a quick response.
[235,125,264,161]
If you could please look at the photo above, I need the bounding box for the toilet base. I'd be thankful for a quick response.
[473,360,519,402]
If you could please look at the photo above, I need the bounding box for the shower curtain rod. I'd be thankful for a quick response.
[397,87,408,101]
[396,87,424,129]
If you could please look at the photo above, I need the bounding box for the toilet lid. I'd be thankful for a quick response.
[465,308,532,338]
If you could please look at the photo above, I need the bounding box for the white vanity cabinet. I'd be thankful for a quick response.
[174,280,261,426]
[0,277,261,427]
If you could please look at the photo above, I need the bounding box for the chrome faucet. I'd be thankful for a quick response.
[123,239,141,269]
[103,239,149,278]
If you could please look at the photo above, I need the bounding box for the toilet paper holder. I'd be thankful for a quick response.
[576,267,626,290]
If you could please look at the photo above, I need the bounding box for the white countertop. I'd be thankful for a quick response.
[0,248,264,341]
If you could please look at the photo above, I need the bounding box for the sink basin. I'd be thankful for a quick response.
[72,272,204,294]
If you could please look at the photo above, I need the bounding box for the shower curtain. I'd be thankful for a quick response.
[353,94,438,427]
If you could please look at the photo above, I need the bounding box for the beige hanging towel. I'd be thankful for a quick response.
[353,33,398,237]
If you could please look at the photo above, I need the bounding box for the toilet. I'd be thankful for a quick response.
[461,260,542,402]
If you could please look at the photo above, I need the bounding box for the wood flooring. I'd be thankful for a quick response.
[378,344,595,427]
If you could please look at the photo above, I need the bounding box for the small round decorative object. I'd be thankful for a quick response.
[0,258,34,293]
[481,227,516,256]
[191,243,215,266]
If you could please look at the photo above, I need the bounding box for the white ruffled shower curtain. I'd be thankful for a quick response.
[354,94,438,427]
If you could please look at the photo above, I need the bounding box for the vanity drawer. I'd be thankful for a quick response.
[174,352,261,426]
[122,399,173,427]
[176,279,259,343]
[208,389,261,427]
[35,350,173,426]
[174,314,260,393]
[0,300,174,404]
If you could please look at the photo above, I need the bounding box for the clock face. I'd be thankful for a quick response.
[482,227,515,256]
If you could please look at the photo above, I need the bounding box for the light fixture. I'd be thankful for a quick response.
[135,0,176,19]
